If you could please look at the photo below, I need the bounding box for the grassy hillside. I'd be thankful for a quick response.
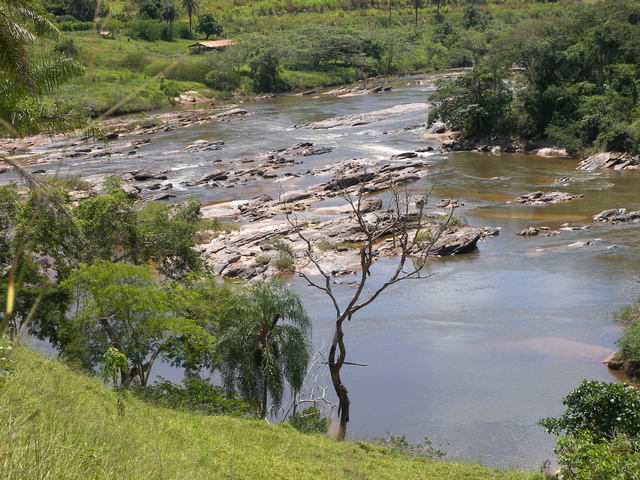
[38,0,561,118]
[0,348,543,480]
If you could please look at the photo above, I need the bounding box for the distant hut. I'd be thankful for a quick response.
[188,39,238,54]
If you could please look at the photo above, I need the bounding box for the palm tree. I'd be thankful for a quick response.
[182,0,199,39]
[162,0,180,39]
[0,0,82,135]
[220,278,311,418]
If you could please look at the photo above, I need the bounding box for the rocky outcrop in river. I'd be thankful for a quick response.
[511,191,583,205]
[578,152,640,171]
[593,208,640,223]
[297,103,428,129]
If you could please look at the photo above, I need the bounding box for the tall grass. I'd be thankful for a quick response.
[0,348,543,480]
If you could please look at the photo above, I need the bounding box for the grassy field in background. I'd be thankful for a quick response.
[41,0,555,117]
[0,348,544,480]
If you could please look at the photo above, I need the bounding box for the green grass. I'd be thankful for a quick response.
[1,348,543,480]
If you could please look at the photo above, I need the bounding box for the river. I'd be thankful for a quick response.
[13,75,640,470]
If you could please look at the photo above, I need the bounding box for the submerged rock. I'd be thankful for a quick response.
[517,227,539,236]
[512,191,583,205]
[298,103,428,129]
[578,152,640,171]
[593,208,640,223]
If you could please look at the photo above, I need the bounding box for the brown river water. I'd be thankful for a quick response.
[12,75,640,469]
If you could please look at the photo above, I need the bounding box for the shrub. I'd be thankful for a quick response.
[249,49,282,93]
[289,407,329,434]
[54,38,80,57]
[539,380,640,440]
[119,52,150,72]
[125,20,165,42]
[370,433,446,459]
[59,21,93,31]
[134,378,256,416]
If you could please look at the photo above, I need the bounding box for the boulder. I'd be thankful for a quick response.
[280,190,313,203]
[593,208,640,223]
[512,191,583,205]
[578,152,639,171]
[429,227,483,256]
[516,227,539,236]
[427,121,447,134]
[198,169,229,183]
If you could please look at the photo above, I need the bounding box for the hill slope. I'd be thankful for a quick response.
[0,348,542,480]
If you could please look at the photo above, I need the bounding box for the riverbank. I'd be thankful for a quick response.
[0,347,544,480]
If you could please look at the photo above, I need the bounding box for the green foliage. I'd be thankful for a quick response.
[61,260,216,386]
[101,347,129,385]
[0,347,542,480]
[119,52,151,72]
[220,278,311,417]
[430,66,513,138]
[289,407,328,434]
[196,12,222,40]
[554,432,640,480]
[371,433,446,459]
[540,380,640,440]
[135,377,255,416]
[54,38,80,57]
[317,240,356,251]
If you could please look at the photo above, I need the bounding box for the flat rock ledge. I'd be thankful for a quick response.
[578,152,640,171]
[593,208,640,223]
[196,211,490,281]
[512,191,583,205]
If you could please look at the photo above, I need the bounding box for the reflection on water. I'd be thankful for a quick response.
[11,77,640,470]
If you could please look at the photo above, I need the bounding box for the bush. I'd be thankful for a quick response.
[59,21,93,31]
[540,380,640,440]
[204,69,241,91]
[134,378,256,416]
[289,407,329,434]
[554,433,640,480]
[54,38,80,57]
[125,20,165,42]
[249,49,283,93]
[119,52,150,72]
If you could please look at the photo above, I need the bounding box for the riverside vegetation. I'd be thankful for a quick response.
[4,0,640,478]
[6,0,636,132]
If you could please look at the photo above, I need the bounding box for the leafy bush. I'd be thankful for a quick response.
[289,407,329,434]
[430,67,513,138]
[134,378,255,416]
[554,432,640,480]
[370,433,446,459]
[540,380,640,440]
[59,21,93,31]
[119,52,150,72]
[54,38,80,58]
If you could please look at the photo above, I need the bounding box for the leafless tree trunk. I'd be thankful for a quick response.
[288,177,454,440]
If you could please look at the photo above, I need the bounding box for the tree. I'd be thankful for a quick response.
[288,180,455,440]
[62,260,215,386]
[220,278,311,418]
[411,0,422,34]
[430,66,513,138]
[182,0,199,38]
[161,0,180,38]
[195,12,222,40]
[0,0,82,135]
[249,48,281,93]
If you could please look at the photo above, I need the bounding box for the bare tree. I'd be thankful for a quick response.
[287,177,455,440]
